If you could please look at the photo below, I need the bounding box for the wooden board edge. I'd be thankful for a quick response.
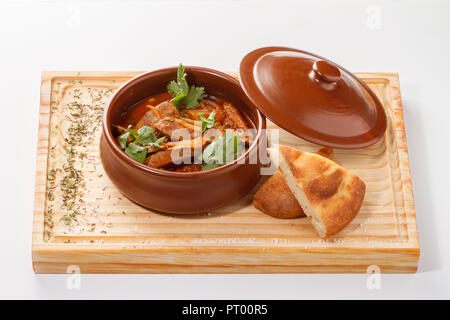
[32,248,419,274]
[32,263,419,274]
[32,243,419,273]
[41,70,145,80]
[32,73,53,249]
[355,72,420,257]
[355,71,398,78]
[387,74,420,254]
[32,241,420,274]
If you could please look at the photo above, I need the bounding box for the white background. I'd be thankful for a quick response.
[0,0,449,299]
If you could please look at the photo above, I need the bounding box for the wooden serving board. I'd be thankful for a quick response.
[32,71,419,273]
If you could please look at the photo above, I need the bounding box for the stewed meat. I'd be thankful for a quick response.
[116,94,251,172]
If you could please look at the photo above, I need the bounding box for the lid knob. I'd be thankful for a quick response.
[312,60,341,83]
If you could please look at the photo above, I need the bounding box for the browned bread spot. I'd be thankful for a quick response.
[304,168,344,202]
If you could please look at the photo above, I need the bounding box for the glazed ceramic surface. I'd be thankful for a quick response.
[100,67,266,214]
[239,46,387,149]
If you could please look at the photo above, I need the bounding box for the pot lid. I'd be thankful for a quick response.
[239,46,387,149]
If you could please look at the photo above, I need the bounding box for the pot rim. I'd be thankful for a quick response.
[102,66,266,179]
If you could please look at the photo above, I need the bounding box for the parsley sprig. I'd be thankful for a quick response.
[199,111,216,133]
[118,125,166,163]
[167,64,205,109]
[201,131,244,171]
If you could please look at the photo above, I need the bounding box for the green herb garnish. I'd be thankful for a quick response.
[201,131,244,170]
[135,126,165,148]
[167,63,205,109]
[201,163,220,171]
[199,111,216,133]
[125,142,147,163]
[119,132,130,149]
[118,125,138,148]
[118,125,166,163]
[183,85,206,109]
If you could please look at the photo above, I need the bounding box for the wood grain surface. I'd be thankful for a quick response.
[32,71,419,273]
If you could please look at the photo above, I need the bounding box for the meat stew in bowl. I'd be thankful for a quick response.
[113,64,254,172]
[100,65,266,213]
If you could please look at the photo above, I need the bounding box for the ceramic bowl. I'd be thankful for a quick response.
[100,66,266,214]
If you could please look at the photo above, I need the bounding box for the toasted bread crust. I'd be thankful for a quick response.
[253,146,335,220]
[253,171,305,218]
[279,145,366,237]
[312,174,366,235]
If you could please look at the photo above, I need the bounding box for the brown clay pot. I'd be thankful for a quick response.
[100,66,266,214]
